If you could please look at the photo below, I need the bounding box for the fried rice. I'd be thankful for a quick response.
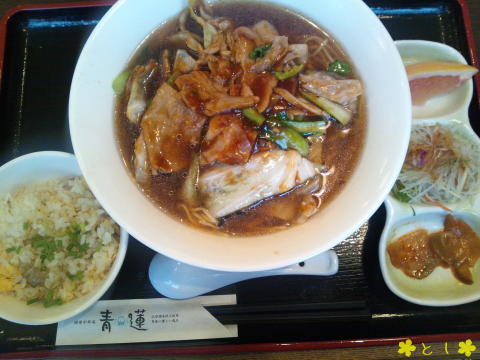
[0,177,119,307]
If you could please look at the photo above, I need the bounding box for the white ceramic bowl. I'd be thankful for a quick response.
[0,152,128,325]
[69,0,411,272]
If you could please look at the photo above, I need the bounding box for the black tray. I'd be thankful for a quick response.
[0,0,479,356]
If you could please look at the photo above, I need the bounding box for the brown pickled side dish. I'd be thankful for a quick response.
[387,214,480,285]
[387,229,441,280]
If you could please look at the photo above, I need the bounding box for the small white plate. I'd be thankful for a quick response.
[379,40,480,307]
[0,151,128,325]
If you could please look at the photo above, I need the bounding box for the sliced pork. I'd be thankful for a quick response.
[137,83,206,174]
[176,71,258,116]
[201,114,257,165]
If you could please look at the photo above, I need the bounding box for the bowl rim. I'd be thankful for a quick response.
[0,151,128,325]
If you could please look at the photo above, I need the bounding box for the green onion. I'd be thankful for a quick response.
[41,290,63,308]
[260,128,288,150]
[67,271,84,281]
[31,234,61,263]
[274,64,304,81]
[66,224,89,259]
[300,91,352,125]
[167,71,181,86]
[391,181,412,203]
[262,124,309,156]
[268,112,326,136]
[249,44,272,59]
[67,224,81,241]
[242,108,265,125]
[280,127,309,156]
[327,60,352,76]
[261,112,311,156]
[112,70,131,95]
[26,293,63,308]
[6,246,22,254]
[270,111,290,122]
[26,298,40,305]
[282,120,327,135]
[43,297,63,308]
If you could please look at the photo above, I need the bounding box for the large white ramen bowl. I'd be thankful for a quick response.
[69,0,411,272]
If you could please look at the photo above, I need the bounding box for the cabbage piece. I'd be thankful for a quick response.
[198,150,317,217]
[188,2,218,48]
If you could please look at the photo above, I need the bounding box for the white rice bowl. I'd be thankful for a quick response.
[0,177,119,306]
[0,151,127,325]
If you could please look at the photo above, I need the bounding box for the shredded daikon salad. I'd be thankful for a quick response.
[392,123,480,206]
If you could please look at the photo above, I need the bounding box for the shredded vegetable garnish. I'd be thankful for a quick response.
[423,194,453,213]
[394,124,480,205]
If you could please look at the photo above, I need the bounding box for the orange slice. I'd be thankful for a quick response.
[406,61,478,106]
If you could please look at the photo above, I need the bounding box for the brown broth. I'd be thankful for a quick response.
[115,1,366,236]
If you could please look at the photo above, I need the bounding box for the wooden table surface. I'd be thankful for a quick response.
[0,1,479,359]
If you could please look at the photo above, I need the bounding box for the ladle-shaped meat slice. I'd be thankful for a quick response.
[201,113,258,165]
[134,83,206,176]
